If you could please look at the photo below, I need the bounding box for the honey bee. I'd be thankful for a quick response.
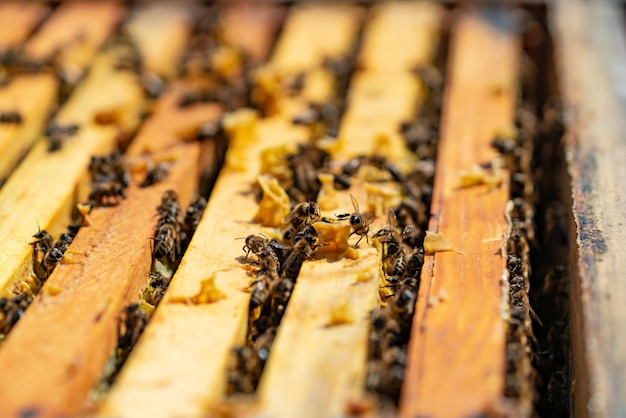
[42,247,64,278]
[254,247,280,277]
[366,346,407,402]
[227,345,262,394]
[405,247,425,283]
[268,278,294,325]
[0,294,33,336]
[154,214,182,263]
[509,274,529,294]
[158,190,182,219]
[53,233,75,252]
[369,155,404,183]
[270,277,293,306]
[507,253,523,274]
[292,224,319,248]
[254,327,277,363]
[367,311,388,361]
[146,272,170,307]
[242,234,269,258]
[88,152,130,207]
[267,239,291,266]
[281,238,319,282]
[388,248,407,278]
[390,288,416,333]
[335,195,375,247]
[375,208,414,262]
[283,201,321,230]
[341,156,365,177]
[89,180,126,207]
[183,195,207,235]
[510,288,543,326]
[30,229,53,254]
[249,276,271,311]
[0,111,22,124]
[141,162,169,188]
[332,173,351,190]
[117,303,149,352]
[46,123,79,152]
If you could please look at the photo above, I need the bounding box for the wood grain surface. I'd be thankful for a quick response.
[400,8,519,418]
[551,1,626,416]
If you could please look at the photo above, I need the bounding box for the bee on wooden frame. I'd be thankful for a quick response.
[335,194,375,247]
[374,208,414,263]
[0,294,33,337]
[283,201,321,230]
[242,234,270,258]
[154,213,183,263]
[183,195,207,236]
[140,162,169,188]
[41,247,65,278]
[158,190,182,219]
[30,228,53,255]
[0,111,22,124]
[89,181,127,207]
[510,288,543,327]
[117,303,149,353]
[254,247,280,278]
[146,272,170,307]
[46,123,79,152]
[281,237,322,282]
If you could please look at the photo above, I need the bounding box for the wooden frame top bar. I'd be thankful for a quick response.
[0,3,50,57]
[99,6,294,417]
[401,8,519,418]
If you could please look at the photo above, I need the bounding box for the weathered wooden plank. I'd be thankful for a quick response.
[0,3,49,57]
[550,1,626,416]
[254,4,442,417]
[0,50,145,299]
[0,74,58,183]
[400,9,519,418]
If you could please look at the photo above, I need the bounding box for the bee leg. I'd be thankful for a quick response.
[354,234,364,248]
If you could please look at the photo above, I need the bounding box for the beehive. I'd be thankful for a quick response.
[0,1,623,417]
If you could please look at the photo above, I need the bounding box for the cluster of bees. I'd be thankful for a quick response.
[30,227,76,282]
[226,45,360,393]
[365,64,443,406]
[533,104,571,417]
[225,52,443,402]
[227,201,324,394]
[0,293,32,342]
[153,191,207,265]
[0,220,81,340]
[495,105,539,415]
[497,100,571,416]
[104,190,206,387]
[88,152,130,207]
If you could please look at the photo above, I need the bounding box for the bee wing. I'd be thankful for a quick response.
[528,303,544,327]
[363,212,376,226]
[401,225,415,240]
[350,194,359,213]
[387,207,397,227]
